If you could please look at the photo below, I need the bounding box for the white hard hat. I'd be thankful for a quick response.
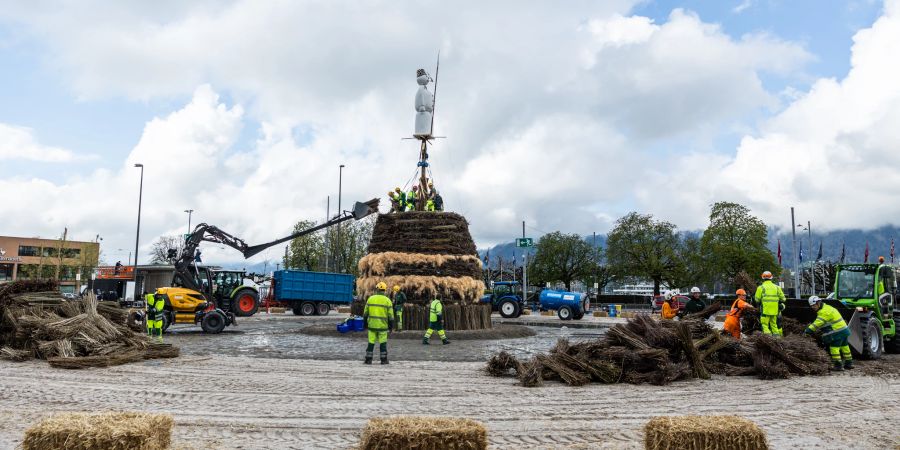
[690,287,700,294]
[807,296,822,306]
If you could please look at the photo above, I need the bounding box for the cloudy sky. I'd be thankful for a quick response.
[1,0,897,266]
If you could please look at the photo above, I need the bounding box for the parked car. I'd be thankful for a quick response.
[651,295,688,311]
[61,293,77,300]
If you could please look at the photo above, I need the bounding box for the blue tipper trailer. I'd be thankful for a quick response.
[273,270,354,316]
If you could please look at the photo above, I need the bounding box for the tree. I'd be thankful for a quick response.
[284,220,325,271]
[529,231,595,291]
[579,261,615,294]
[668,234,705,290]
[606,212,681,295]
[149,235,184,264]
[330,216,376,277]
[700,201,779,286]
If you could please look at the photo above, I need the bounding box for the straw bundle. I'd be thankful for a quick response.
[367,212,478,255]
[356,275,484,305]
[359,252,482,278]
[486,313,839,387]
[644,415,768,450]
[22,411,174,450]
[0,280,179,368]
[359,416,487,450]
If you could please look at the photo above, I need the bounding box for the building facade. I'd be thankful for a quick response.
[0,235,101,293]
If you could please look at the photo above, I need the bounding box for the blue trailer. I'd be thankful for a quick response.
[539,289,589,320]
[273,270,354,316]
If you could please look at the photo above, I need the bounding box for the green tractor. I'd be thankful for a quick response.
[785,263,899,359]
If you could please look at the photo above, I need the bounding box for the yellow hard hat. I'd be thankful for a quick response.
[376,282,387,291]
[392,285,400,292]
[395,187,401,192]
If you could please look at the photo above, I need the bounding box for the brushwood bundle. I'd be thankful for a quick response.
[0,280,179,368]
[355,211,490,330]
[485,314,831,387]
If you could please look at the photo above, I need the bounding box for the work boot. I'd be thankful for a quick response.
[844,360,854,370]
[422,337,430,345]
[381,357,389,365]
[364,356,372,365]
[442,338,451,345]
[831,361,844,372]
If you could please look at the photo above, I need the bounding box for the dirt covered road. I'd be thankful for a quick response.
[1,351,897,449]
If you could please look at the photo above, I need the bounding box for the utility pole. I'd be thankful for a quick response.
[325,196,330,272]
[134,163,144,295]
[593,231,597,296]
[791,207,799,297]
[337,164,345,273]
[522,220,527,303]
[184,209,194,235]
[808,221,815,296]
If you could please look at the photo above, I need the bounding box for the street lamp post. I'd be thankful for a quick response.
[336,164,345,272]
[184,209,194,235]
[798,222,815,296]
[133,164,144,294]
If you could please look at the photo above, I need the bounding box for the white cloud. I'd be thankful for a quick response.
[651,0,900,230]
[0,123,90,162]
[0,1,831,258]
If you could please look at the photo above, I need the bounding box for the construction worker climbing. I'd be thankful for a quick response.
[754,271,785,336]
[805,296,853,371]
[407,185,419,211]
[144,292,165,343]
[363,282,394,365]
[392,285,406,331]
[423,297,450,345]
[723,289,754,339]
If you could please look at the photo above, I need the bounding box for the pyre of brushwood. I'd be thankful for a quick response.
[485,314,831,387]
[0,280,179,368]
[355,212,489,330]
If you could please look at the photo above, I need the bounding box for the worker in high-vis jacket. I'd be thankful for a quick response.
[392,285,406,331]
[805,296,853,371]
[754,271,785,336]
[144,292,165,343]
[363,282,394,365]
[723,289,754,339]
[423,297,450,345]
[407,185,419,211]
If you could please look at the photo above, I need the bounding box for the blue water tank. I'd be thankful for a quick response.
[539,289,585,311]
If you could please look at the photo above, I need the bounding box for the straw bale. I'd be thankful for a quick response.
[644,415,768,450]
[359,416,487,450]
[356,275,484,305]
[22,411,174,450]
[358,251,482,278]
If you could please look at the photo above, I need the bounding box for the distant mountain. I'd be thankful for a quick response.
[478,226,900,269]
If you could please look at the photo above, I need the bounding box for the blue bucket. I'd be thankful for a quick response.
[608,304,617,317]
[337,323,351,333]
[351,317,365,331]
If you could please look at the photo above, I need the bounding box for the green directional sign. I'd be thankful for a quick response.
[516,238,534,248]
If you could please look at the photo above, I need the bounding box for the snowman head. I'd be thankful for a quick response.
[416,68,430,86]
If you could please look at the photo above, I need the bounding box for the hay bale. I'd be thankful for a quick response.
[644,415,768,450]
[359,416,487,450]
[594,311,608,317]
[337,307,351,314]
[22,411,174,450]
[541,311,554,316]
[269,307,286,314]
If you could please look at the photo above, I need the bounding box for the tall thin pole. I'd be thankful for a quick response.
[808,221,815,296]
[593,231,597,295]
[337,164,344,272]
[134,164,144,293]
[185,209,194,235]
[325,196,330,272]
[522,220,527,303]
[791,207,799,297]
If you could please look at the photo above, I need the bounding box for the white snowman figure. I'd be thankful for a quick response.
[414,68,434,138]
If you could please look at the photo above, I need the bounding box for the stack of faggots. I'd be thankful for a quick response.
[354,212,491,330]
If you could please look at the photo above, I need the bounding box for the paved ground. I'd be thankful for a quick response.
[0,313,897,449]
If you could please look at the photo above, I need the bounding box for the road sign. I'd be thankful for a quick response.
[516,238,533,248]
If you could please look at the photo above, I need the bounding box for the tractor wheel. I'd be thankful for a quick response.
[316,302,330,316]
[499,300,520,319]
[861,319,884,360]
[573,310,585,320]
[300,302,316,316]
[558,306,573,321]
[161,311,173,332]
[201,311,227,334]
[232,290,260,317]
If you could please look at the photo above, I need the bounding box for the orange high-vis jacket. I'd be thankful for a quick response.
[661,301,677,319]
